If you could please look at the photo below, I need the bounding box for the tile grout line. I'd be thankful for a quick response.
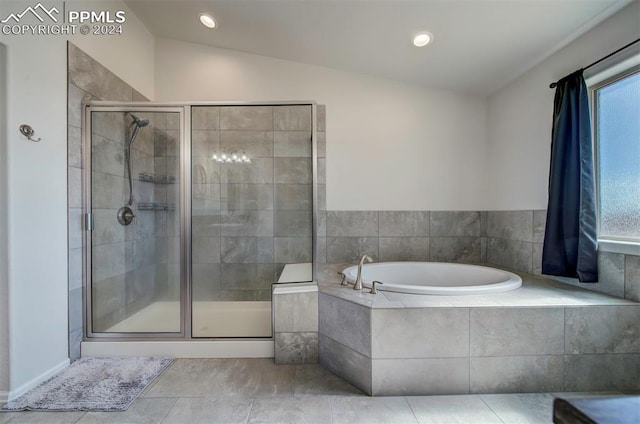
[157,397,179,424]
[478,395,508,424]
[402,395,420,423]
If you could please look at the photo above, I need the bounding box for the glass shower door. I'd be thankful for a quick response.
[88,108,184,335]
[191,105,313,337]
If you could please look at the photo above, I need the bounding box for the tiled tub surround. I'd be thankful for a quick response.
[273,284,319,364]
[318,210,640,302]
[318,271,640,396]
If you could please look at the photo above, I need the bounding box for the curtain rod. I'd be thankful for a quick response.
[549,38,640,88]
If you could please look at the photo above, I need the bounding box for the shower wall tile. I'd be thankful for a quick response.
[563,354,640,391]
[372,358,469,396]
[91,241,133,281]
[192,263,222,300]
[220,264,275,289]
[226,183,275,212]
[274,105,312,131]
[221,131,273,157]
[626,255,640,302]
[69,248,83,291]
[371,308,469,359]
[91,172,125,209]
[430,237,481,263]
[68,208,83,249]
[378,211,429,237]
[317,105,326,132]
[316,238,327,264]
[317,184,326,211]
[275,332,318,364]
[220,106,273,131]
[92,274,126,321]
[327,211,378,237]
[220,211,274,236]
[191,130,220,158]
[68,287,83,333]
[192,236,222,263]
[317,211,326,237]
[317,158,326,185]
[564,305,640,354]
[317,132,326,158]
[533,210,547,243]
[274,158,312,184]
[192,214,222,237]
[221,237,273,264]
[326,237,379,264]
[92,208,124,246]
[275,184,312,211]
[470,308,564,356]
[68,167,83,208]
[127,266,157,304]
[69,328,83,361]
[274,237,313,263]
[191,106,220,130]
[274,131,311,157]
[487,238,533,273]
[68,125,82,168]
[486,210,533,242]
[68,43,133,102]
[470,355,564,393]
[275,211,312,237]
[430,211,480,237]
[221,157,273,184]
[92,135,125,176]
[378,237,429,262]
[133,238,156,269]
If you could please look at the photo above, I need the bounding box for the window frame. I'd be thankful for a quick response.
[588,63,640,253]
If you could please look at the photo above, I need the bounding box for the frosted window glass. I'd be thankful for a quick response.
[596,71,640,240]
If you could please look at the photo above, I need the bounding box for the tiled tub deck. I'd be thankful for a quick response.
[318,271,640,396]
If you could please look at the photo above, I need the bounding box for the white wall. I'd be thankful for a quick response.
[155,38,489,211]
[487,1,640,210]
[0,0,154,398]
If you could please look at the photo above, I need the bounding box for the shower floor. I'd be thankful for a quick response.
[106,301,272,337]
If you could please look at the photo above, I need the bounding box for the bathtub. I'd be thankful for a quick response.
[342,262,522,295]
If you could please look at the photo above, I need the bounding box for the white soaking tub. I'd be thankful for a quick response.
[342,262,522,295]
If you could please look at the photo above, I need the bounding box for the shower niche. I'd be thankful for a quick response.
[84,103,316,340]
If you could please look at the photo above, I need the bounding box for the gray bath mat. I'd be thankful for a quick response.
[1,356,173,412]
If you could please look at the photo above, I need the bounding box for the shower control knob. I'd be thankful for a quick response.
[117,206,136,226]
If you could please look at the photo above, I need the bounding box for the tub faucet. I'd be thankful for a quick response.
[353,254,374,290]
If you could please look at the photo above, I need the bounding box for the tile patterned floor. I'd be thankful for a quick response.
[0,359,631,423]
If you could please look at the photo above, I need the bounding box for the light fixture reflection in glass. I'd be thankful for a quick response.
[212,152,251,164]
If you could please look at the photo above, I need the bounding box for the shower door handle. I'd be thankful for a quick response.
[85,213,94,231]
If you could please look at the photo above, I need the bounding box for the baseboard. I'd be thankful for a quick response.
[6,358,69,401]
[81,340,275,358]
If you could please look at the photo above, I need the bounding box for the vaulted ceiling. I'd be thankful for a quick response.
[125,0,631,96]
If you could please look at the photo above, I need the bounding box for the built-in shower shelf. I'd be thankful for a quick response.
[138,173,176,185]
[137,202,176,211]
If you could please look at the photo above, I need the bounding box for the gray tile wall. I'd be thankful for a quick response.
[273,290,318,364]
[68,43,151,359]
[321,208,639,301]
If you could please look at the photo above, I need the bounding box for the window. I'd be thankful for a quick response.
[591,66,640,244]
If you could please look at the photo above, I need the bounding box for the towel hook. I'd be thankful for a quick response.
[19,124,41,142]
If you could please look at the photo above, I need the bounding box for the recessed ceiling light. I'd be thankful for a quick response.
[413,32,433,47]
[199,13,216,29]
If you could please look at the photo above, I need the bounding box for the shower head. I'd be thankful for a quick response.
[129,113,149,127]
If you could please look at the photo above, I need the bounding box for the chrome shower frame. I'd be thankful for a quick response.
[82,101,318,341]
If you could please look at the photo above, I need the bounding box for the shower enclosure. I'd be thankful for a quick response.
[83,103,316,339]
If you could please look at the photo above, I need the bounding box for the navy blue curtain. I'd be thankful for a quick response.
[542,70,598,282]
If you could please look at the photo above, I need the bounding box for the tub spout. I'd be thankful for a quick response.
[353,254,374,290]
